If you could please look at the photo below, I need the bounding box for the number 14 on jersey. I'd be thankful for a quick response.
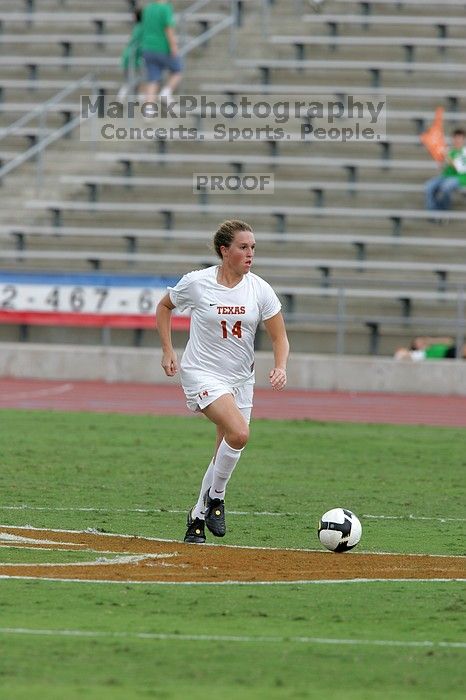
[220,320,242,339]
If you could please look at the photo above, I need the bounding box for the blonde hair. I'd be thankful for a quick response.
[213,220,253,259]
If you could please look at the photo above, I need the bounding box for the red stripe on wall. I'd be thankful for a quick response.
[0,311,190,330]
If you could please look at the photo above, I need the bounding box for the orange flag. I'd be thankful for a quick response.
[420,106,447,162]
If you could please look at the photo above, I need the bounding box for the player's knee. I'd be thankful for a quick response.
[228,425,249,450]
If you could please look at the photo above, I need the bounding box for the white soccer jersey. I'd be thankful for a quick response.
[168,265,281,389]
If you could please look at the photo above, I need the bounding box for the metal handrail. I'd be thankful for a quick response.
[0,73,98,185]
[0,73,95,142]
[179,0,240,55]
[180,14,236,56]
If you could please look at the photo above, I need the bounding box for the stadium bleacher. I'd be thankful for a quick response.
[0,0,465,357]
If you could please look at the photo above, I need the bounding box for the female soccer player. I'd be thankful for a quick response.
[156,220,289,543]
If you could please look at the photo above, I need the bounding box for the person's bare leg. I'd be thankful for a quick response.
[202,393,249,450]
[160,71,182,97]
[144,80,160,102]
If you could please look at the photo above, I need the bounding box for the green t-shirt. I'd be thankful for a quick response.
[442,147,466,187]
[121,23,143,70]
[424,343,451,359]
[141,2,175,55]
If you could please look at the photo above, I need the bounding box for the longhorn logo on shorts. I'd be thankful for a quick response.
[199,390,209,399]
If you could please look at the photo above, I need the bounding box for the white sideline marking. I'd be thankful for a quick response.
[0,575,464,585]
[0,504,464,523]
[1,524,465,558]
[364,514,466,523]
[0,553,178,567]
[0,545,133,555]
[0,533,81,546]
[0,627,464,649]
[0,383,73,400]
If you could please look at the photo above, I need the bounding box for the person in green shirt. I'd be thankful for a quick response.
[118,7,143,99]
[140,1,183,103]
[425,129,466,211]
[394,336,465,361]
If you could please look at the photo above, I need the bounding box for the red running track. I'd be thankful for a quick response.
[0,377,464,427]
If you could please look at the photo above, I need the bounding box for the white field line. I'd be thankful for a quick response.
[0,627,465,649]
[0,553,178,567]
[2,524,466,558]
[0,504,464,523]
[0,575,465,585]
[0,383,73,400]
[0,544,134,554]
[0,533,83,547]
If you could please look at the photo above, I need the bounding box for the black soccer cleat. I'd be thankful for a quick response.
[184,509,206,544]
[203,488,226,537]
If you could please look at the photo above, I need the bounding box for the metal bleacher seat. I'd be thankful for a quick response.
[344,0,466,9]
[24,197,466,237]
[235,58,466,88]
[302,12,466,39]
[201,83,466,113]
[95,150,437,184]
[3,222,466,260]
[269,34,466,63]
[0,11,133,34]
[58,173,466,209]
[137,130,441,162]
[0,56,120,82]
[2,247,466,300]
[0,79,119,104]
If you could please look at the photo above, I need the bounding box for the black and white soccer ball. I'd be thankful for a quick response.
[318,508,362,552]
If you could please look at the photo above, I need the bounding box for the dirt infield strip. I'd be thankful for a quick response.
[0,527,464,583]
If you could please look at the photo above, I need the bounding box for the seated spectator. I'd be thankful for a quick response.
[425,129,466,212]
[394,336,466,361]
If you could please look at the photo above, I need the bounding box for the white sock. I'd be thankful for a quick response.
[159,86,172,98]
[191,459,214,520]
[209,439,243,501]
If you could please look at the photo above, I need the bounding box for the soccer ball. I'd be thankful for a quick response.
[318,508,362,552]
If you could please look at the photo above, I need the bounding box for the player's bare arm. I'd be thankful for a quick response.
[156,293,178,376]
[263,312,289,391]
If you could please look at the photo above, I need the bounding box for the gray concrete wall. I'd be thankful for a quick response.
[0,342,465,395]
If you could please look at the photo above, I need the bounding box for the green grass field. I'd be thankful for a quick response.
[0,409,465,699]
